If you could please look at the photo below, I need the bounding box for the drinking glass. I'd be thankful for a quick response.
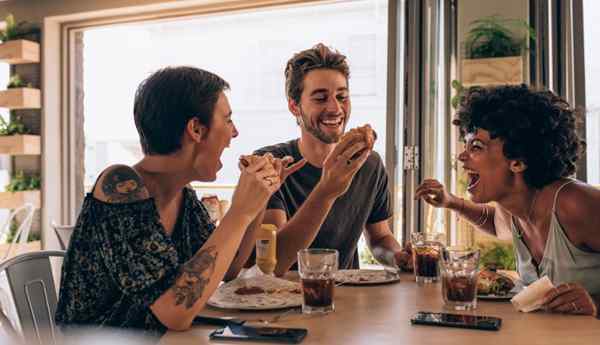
[411,232,444,283]
[440,248,480,310]
[297,248,338,314]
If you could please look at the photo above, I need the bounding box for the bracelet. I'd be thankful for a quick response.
[472,205,489,227]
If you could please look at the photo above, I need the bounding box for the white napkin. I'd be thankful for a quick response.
[511,276,555,312]
[238,265,271,279]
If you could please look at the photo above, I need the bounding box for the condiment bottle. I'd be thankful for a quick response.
[256,224,277,275]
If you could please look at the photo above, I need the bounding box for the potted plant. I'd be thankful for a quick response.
[0,14,39,64]
[0,171,41,209]
[0,73,40,109]
[0,116,40,155]
[0,116,29,136]
[7,75,32,89]
[461,15,535,86]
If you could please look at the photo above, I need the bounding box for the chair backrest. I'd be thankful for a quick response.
[0,250,65,345]
[50,222,75,251]
[0,203,35,261]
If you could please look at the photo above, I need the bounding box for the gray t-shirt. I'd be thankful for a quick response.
[255,139,392,269]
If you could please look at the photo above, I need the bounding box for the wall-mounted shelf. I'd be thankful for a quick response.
[0,135,41,155]
[0,39,40,64]
[0,87,41,109]
[461,56,524,87]
[0,190,40,209]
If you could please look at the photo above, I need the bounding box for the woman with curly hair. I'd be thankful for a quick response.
[415,84,600,317]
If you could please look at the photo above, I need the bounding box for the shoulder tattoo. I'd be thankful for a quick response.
[100,166,147,203]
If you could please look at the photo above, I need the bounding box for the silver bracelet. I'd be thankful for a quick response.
[472,205,489,227]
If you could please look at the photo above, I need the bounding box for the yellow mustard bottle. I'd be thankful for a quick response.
[256,224,277,275]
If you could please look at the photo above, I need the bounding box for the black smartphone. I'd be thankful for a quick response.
[209,325,308,344]
[410,311,502,331]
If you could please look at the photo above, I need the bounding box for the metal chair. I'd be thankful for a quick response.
[0,203,35,261]
[0,250,65,345]
[50,221,75,251]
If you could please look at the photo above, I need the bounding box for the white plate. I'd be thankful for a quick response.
[208,275,302,310]
[336,269,401,285]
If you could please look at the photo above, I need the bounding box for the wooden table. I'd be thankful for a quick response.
[160,273,600,344]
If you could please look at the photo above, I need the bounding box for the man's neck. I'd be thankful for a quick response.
[297,132,336,168]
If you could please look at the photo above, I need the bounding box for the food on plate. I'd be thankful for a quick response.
[234,285,301,296]
[234,286,266,295]
[477,269,515,295]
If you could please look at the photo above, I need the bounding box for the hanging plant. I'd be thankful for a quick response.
[464,15,535,59]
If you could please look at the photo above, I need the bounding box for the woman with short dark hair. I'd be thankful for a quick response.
[416,84,600,317]
[55,66,303,334]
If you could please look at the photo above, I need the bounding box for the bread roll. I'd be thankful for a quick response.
[340,125,377,160]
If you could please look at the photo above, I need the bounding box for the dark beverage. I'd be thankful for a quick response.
[443,275,477,302]
[412,245,440,281]
[301,278,334,308]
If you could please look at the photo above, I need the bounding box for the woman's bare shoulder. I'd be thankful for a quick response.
[555,180,600,249]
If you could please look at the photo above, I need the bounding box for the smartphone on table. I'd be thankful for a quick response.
[410,311,502,331]
[209,324,308,343]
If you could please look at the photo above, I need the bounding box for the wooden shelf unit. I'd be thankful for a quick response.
[0,134,41,155]
[0,87,41,109]
[461,56,524,87]
[0,190,40,209]
[0,39,40,64]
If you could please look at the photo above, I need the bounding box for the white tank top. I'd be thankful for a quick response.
[511,180,600,295]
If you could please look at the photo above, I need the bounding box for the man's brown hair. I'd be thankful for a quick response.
[284,43,350,104]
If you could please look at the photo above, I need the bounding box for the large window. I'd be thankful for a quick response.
[583,0,600,185]
[81,0,389,202]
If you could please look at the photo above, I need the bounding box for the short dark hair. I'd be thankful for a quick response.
[133,66,230,155]
[284,43,350,104]
[454,84,585,188]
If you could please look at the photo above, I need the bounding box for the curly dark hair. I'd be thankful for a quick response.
[454,84,585,189]
[284,43,350,104]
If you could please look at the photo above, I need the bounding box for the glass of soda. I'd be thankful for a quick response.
[297,248,338,314]
[411,232,444,283]
[440,248,480,310]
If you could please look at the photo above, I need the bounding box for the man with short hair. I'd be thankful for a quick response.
[254,43,406,275]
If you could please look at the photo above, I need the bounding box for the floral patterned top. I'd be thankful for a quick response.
[55,187,214,335]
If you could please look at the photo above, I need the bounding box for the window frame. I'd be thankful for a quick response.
[42,0,407,249]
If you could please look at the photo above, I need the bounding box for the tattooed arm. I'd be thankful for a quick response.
[148,200,257,330]
[94,162,276,331]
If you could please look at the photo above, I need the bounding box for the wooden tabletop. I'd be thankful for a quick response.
[160,273,600,345]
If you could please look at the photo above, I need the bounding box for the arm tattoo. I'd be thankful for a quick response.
[101,166,147,203]
[173,245,218,309]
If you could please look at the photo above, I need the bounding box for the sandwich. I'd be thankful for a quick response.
[339,124,377,161]
[477,269,515,295]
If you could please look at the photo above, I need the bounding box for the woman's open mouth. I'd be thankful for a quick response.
[466,170,480,191]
